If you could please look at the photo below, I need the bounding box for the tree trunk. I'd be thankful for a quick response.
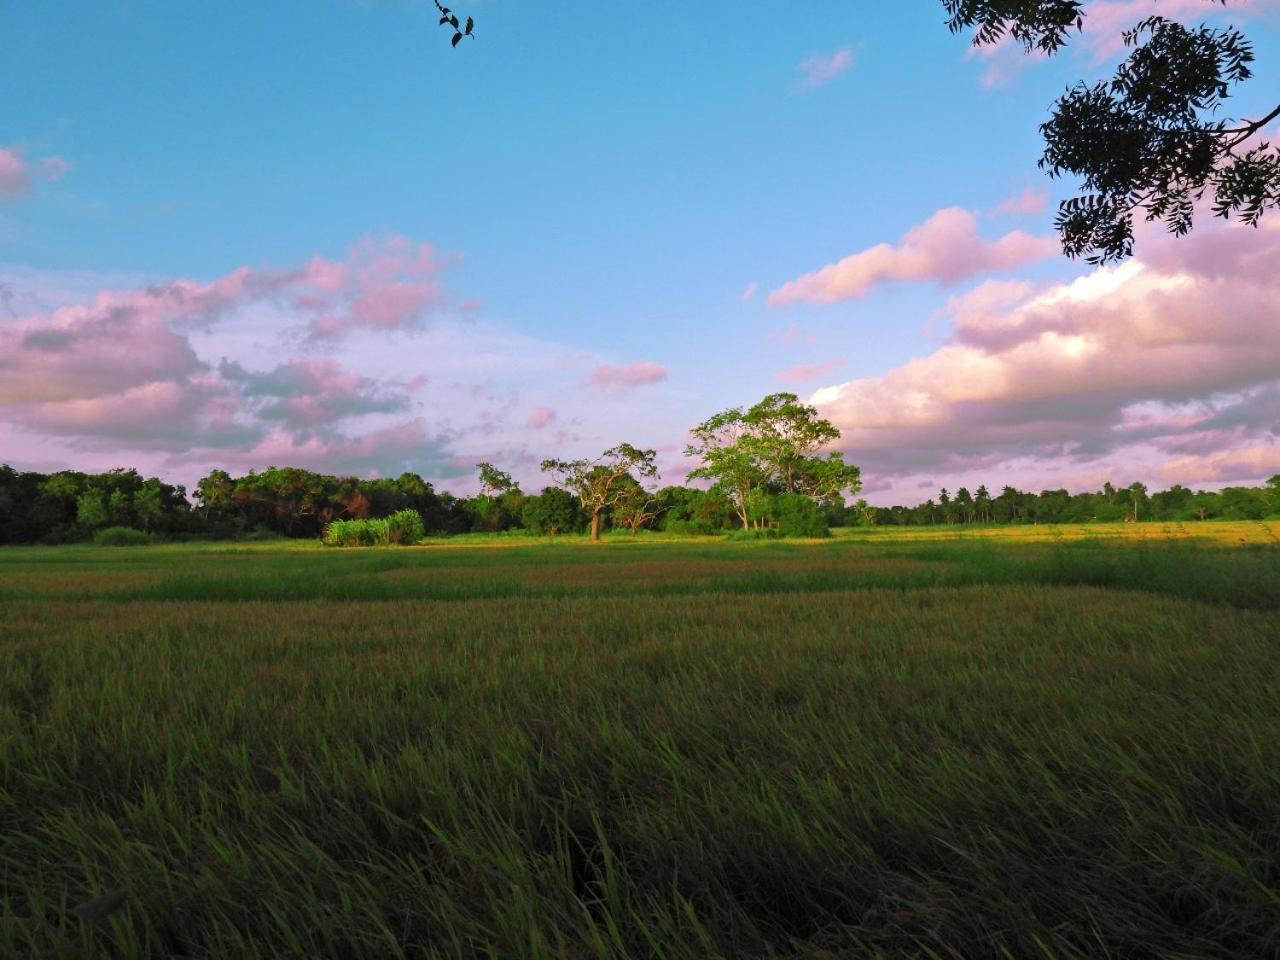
[590,510,602,542]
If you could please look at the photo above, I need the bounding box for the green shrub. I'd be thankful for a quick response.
[321,510,424,547]
[93,526,154,546]
[387,509,425,544]
[773,494,830,538]
[522,488,585,535]
[724,528,781,541]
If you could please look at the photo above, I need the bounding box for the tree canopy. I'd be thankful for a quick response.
[685,392,860,532]
[540,443,660,541]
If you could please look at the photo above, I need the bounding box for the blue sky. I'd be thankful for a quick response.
[3,1,1279,501]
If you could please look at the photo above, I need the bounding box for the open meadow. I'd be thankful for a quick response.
[3,521,1280,958]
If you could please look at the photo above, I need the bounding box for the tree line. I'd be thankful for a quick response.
[864,478,1280,527]
[2,391,1277,544]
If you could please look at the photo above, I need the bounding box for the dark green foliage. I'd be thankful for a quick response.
[657,486,738,535]
[1044,16,1277,263]
[195,466,468,539]
[521,486,586,535]
[4,462,1276,545]
[946,0,1278,263]
[855,478,1278,527]
[942,0,1088,54]
[770,493,830,538]
[0,465,190,544]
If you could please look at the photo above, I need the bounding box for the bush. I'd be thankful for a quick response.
[321,510,424,547]
[522,488,585,536]
[774,494,830,537]
[93,526,154,546]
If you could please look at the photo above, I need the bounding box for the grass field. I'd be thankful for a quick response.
[3,522,1279,958]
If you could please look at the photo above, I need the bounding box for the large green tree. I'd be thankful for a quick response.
[541,443,659,541]
[686,393,859,531]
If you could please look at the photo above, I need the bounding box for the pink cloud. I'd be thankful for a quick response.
[740,281,758,301]
[994,187,1048,217]
[298,236,446,337]
[1157,445,1280,486]
[527,406,557,429]
[777,359,845,384]
[809,219,1280,500]
[795,48,855,89]
[19,375,246,449]
[0,240,453,461]
[0,297,204,406]
[584,360,668,390]
[768,207,1057,306]
[0,149,29,196]
[0,146,71,197]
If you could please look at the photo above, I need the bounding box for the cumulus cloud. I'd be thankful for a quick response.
[768,207,1057,306]
[795,48,855,89]
[0,237,462,468]
[810,220,1280,500]
[19,375,247,449]
[777,359,845,384]
[584,361,668,390]
[0,297,204,405]
[0,145,71,197]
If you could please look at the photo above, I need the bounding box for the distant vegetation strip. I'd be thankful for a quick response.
[1,393,1277,546]
[2,462,1275,548]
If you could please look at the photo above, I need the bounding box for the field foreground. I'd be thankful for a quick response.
[3,522,1279,958]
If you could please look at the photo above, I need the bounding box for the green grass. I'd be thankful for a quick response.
[2,523,1279,958]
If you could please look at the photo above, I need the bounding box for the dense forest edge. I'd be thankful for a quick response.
[3,462,1277,547]
[4,392,1277,546]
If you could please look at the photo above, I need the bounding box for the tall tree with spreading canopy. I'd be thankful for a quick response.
[475,462,517,498]
[686,393,859,531]
[541,443,659,541]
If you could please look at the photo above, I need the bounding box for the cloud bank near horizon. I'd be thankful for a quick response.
[0,239,684,492]
[4,216,1278,505]
[808,220,1280,501]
